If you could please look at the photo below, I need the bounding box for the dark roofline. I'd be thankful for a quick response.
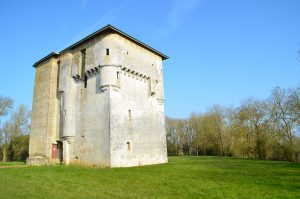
[60,24,169,59]
[33,24,169,67]
[33,52,59,67]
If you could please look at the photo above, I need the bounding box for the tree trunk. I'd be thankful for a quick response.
[2,144,7,162]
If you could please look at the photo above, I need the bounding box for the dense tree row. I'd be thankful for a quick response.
[0,96,30,161]
[166,86,300,162]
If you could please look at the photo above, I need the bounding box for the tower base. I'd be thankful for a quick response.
[26,156,51,166]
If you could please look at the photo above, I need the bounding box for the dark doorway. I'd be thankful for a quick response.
[57,141,63,163]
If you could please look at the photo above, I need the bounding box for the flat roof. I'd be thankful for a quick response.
[33,24,169,67]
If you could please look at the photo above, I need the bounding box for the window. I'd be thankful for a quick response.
[81,49,87,88]
[81,49,86,78]
[57,61,61,86]
[106,48,109,55]
[128,110,132,121]
[84,77,87,88]
[127,142,131,151]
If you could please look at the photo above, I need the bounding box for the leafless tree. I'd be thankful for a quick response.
[1,104,30,161]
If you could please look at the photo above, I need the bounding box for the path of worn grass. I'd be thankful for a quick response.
[0,156,299,198]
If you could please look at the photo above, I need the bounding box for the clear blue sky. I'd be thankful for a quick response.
[0,0,299,118]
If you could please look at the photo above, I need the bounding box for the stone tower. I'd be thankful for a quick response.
[27,25,169,167]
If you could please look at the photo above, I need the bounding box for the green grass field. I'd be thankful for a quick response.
[0,161,26,167]
[0,156,299,198]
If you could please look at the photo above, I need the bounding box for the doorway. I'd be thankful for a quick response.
[52,141,63,163]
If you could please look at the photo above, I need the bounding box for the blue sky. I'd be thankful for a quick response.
[0,0,299,118]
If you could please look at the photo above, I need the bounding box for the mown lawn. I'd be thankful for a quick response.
[0,161,25,166]
[0,156,299,198]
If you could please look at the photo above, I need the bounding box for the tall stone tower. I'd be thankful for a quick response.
[27,25,169,167]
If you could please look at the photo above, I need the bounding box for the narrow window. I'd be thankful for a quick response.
[81,49,87,88]
[84,78,87,88]
[127,142,131,151]
[106,48,109,55]
[57,61,60,87]
[116,71,121,87]
[128,109,132,121]
[81,49,86,78]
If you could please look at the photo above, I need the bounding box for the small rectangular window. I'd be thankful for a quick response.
[106,48,109,55]
[128,110,132,121]
[127,142,131,151]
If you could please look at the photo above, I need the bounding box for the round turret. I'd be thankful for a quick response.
[99,65,121,91]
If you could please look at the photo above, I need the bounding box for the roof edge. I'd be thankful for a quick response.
[33,52,59,68]
[60,24,169,60]
[33,24,169,68]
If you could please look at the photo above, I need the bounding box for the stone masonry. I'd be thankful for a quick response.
[27,25,169,167]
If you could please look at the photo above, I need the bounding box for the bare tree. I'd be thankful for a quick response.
[165,85,300,162]
[269,87,298,161]
[1,121,12,162]
[189,113,203,156]
[2,104,30,161]
[209,105,227,155]
[0,96,13,161]
[289,86,300,127]
[0,96,13,118]
[239,99,270,159]
[166,117,180,156]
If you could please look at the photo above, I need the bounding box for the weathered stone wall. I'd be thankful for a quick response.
[73,75,111,167]
[28,29,167,167]
[58,34,112,167]
[28,57,59,163]
[106,33,168,167]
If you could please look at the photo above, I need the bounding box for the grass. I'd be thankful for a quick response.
[0,156,299,198]
[0,161,26,166]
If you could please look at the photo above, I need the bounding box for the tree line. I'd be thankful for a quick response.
[0,96,31,161]
[166,86,300,162]
[1,85,299,162]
